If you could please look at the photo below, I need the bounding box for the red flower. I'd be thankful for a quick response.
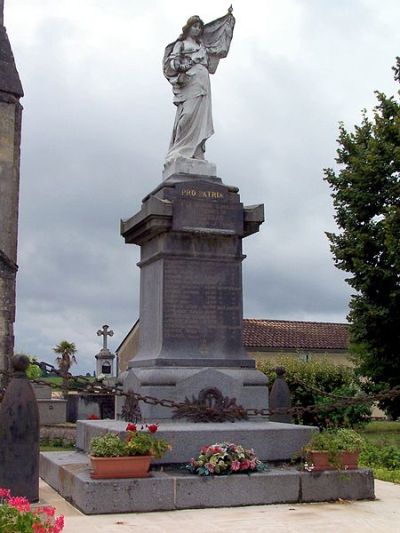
[88,414,99,420]
[126,423,137,432]
[35,505,56,517]
[8,495,30,512]
[240,459,251,471]
[0,487,10,499]
[146,423,158,433]
[32,525,46,533]
[210,445,222,454]
[231,460,241,471]
[54,515,65,533]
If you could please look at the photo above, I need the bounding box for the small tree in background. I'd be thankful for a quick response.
[258,357,372,428]
[53,341,77,398]
[324,58,400,418]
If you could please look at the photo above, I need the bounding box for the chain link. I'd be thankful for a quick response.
[2,365,400,419]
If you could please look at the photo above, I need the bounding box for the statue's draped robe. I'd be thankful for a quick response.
[163,13,235,164]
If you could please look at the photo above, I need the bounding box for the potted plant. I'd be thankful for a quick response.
[187,442,268,476]
[303,428,364,471]
[89,423,170,479]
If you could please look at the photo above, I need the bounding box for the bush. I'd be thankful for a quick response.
[258,356,372,429]
[360,441,400,470]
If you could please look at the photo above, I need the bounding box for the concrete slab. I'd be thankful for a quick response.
[40,451,375,515]
[76,419,317,463]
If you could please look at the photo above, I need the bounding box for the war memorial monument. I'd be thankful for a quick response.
[37,8,374,513]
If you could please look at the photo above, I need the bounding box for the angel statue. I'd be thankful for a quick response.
[163,6,235,170]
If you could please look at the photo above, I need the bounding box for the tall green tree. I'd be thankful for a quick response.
[324,58,400,418]
[53,340,77,398]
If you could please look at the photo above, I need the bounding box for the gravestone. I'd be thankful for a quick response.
[95,324,115,378]
[0,355,39,501]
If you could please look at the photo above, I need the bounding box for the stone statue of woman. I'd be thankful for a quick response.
[163,7,235,175]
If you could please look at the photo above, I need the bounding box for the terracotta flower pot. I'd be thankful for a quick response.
[90,455,152,479]
[307,450,360,471]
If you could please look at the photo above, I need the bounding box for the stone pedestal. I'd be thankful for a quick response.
[121,174,267,418]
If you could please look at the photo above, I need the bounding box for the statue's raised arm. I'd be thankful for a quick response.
[163,8,235,173]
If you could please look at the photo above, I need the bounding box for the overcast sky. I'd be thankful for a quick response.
[4,0,400,374]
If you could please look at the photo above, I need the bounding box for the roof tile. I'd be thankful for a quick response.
[243,319,349,350]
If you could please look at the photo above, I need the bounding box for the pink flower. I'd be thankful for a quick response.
[8,495,30,512]
[35,505,56,517]
[54,515,65,532]
[126,423,137,432]
[205,462,215,473]
[200,445,209,454]
[210,445,222,454]
[249,459,257,470]
[231,460,241,471]
[147,424,158,434]
[0,487,10,499]
[240,459,251,471]
[32,525,46,533]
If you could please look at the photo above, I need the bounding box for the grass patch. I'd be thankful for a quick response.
[362,421,400,433]
[40,445,75,452]
[370,467,400,484]
[360,421,400,447]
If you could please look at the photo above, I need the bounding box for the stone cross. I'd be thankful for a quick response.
[97,324,114,350]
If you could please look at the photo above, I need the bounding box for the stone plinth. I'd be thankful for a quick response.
[37,399,67,425]
[121,175,267,417]
[40,451,375,514]
[163,157,217,180]
[76,419,317,463]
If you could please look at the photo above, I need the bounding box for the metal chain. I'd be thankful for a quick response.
[2,366,400,418]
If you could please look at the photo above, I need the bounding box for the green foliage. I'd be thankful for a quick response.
[25,361,42,380]
[258,356,372,428]
[15,353,43,380]
[324,58,400,419]
[90,430,170,459]
[360,441,400,470]
[90,433,126,457]
[0,489,64,532]
[125,431,170,459]
[305,428,364,453]
[304,429,364,469]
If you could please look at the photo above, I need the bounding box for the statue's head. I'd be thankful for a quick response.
[181,15,204,40]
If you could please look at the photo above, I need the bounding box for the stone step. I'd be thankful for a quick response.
[40,451,375,515]
[76,419,317,463]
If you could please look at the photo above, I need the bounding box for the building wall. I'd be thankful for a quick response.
[249,349,353,367]
[117,323,139,373]
[0,257,16,377]
[0,15,23,385]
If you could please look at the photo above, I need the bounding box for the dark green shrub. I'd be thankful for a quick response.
[258,356,372,429]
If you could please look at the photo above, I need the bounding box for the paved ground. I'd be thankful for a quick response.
[38,478,400,533]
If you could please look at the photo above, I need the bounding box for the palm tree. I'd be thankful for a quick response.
[53,341,77,398]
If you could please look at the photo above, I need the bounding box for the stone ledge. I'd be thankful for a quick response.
[76,419,317,463]
[40,452,375,515]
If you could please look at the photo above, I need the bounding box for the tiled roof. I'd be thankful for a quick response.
[243,319,349,351]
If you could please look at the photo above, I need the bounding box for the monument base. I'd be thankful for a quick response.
[40,451,375,514]
[123,365,268,419]
[76,419,316,463]
[163,156,217,180]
